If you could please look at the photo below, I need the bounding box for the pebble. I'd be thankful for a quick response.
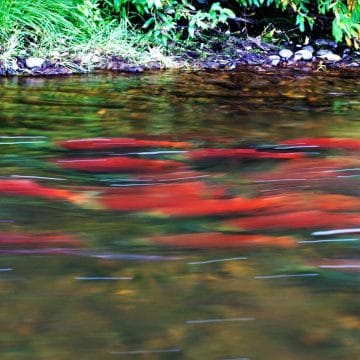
[10,59,19,71]
[318,53,342,62]
[25,57,45,68]
[302,45,314,53]
[269,55,280,66]
[314,38,337,49]
[316,49,333,56]
[346,62,359,67]
[294,49,313,61]
[81,53,101,64]
[279,49,293,59]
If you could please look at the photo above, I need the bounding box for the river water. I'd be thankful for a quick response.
[0,71,359,359]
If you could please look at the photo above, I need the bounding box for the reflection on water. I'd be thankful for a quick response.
[0,71,359,359]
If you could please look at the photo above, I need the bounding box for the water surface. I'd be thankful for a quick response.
[0,71,359,359]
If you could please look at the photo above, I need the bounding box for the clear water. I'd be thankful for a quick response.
[0,71,359,359]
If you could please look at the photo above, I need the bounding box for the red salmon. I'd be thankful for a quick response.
[0,179,86,204]
[58,137,190,150]
[226,211,360,231]
[55,157,185,173]
[280,137,360,150]
[188,148,305,162]
[0,232,83,248]
[152,232,296,248]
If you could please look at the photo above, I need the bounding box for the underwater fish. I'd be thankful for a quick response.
[152,232,296,248]
[247,193,360,214]
[98,181,226,211]
[154,196,286,217]
[188,148,305,162]
[58,137,190,150]
[55,157,185,173]
[311,259,360,272]
[0,179,86,205]
[226,211,360,231]
[0,248,179,261]
[280,137,360,150]
[252,157,360,185]
[0,232,83,247]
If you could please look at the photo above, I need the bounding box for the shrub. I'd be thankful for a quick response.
[236,1,359,47]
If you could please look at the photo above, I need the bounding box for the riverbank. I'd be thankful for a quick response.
[1,35,359,77]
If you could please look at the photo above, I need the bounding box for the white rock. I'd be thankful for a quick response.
[302,45,314,52]
[81,53,101,64]
[279,49,293,59]
[269,55,280,66]
[294,49,313,61]
[318,53,342,62]
[25,57,45,68]
[10,59,19,71]
[316,49,332,56]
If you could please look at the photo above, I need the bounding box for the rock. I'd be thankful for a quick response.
[25,57,45,68]
[316,49,333,56]
[10,59,19,72]
[314,38,337,49]
[204,61,220,70]
[269,55,280,66]
[346,62,359,68]
[294,49,313,61]
[318,53,342,62]
[17,58,26,69]
[81,53,101,64]
[302,45,314,53]
[279,49,293,59]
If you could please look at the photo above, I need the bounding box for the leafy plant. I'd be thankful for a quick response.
[98,0,235,45]
[236,0,360,47]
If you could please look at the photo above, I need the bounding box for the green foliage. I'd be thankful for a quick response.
[236,0,360,47]
[0,0,171,70]
[99,1,235,45]
[0,0,98,44]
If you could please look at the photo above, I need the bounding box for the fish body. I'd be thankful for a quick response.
[188,148,305,162]
[58,138,190,150]
[311,259,360,272]
[152,232,296,248]
[55,157,185,173]
[99,181,226,211]
[280,137,360,150]
[0,232,83,247]
[0,179,84,204]
[226,211,360,231]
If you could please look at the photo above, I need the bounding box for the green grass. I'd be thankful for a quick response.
[0,0,173,71]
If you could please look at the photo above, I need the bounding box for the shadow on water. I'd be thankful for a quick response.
[0,71,359,359]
